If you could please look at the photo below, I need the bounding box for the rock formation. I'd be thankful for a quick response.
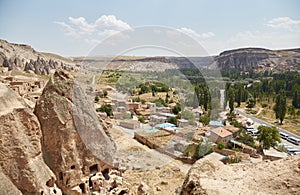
[0,39,78,74]
[177,154,300,194]
[0,83,62,195]
[215,48,300,72]
[34,70,119,194]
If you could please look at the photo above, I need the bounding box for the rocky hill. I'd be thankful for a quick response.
[2,39,299,73]
[0,71,130,195]
[214,48,300,72]
[177,154,300,194]
[74,56,213,72]
[75,47,300,73]
[0,39,78,74]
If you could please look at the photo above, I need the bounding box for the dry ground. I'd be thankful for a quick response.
[109,126,190,194]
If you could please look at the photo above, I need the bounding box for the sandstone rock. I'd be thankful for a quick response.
[0,169,22,195]
[0,84,62,195]
[0,83,27,115]
[90,173,105,191]
[0,39,78,74]
[137,182,150,195]
[156,186,161,191]
[34,70,116,193]
[178,154,300,195]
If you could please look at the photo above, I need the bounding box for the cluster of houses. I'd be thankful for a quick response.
[0,76,45,96]
[95,89,241,147]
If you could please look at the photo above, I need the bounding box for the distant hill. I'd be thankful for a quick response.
[214,47,300,73]
[0,39,78,74]
[74,56,214,72]
[1,39,299,73]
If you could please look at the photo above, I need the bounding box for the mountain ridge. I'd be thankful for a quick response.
[1,39,300,73]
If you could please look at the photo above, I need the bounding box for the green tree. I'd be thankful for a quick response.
[273,90,286,124]
[172,103,181,114]
[217,142,225,150]
[238,129,254,147]
[257,126,281,149]
[94,96,99,103]
[235,85,242,107]
[181,109,195,125]
[97,104,113,116]
[199,114,210,126]
[167,116,178,126]
[246,98,256,108]
[228,87,235,113]
[138,116,145,123]
[287,105,296,119]
[103,90,108,97]
[292,89,300,108]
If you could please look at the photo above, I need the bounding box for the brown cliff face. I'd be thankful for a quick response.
[215,48,300,72]
[34,70,116,193]
[0,83,61,195]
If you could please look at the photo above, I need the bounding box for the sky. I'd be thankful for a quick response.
[0,0,300,57]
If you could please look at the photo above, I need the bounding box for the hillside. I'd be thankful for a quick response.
[214,47,300,72]
[74,56,213,72]
[75,47,300,73]
[0,39,78,74]
[2,39,299,73]
[178,154,300,194]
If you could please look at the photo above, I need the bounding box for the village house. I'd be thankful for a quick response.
[149,115,167,126]
[156,106,171,113]
[146,102,156,114]
[177,119,189,127]
[117,100,127,108]
[126,102,141,112]
[208,127,233,144]
[135,108,150,117]
[192,107,204,118]
[119,120,140,130]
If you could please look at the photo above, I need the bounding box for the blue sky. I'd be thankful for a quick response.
[0,0,300,56]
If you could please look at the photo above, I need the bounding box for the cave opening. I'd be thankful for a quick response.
[101,168,110,180]
[89,164,98,174]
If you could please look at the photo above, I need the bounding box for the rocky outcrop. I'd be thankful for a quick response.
[215,48,300,72]
[0,82,28,115]
[0,83,61,195]
[34,70,117,194]
[177,155,300,195]
[137,182,150,195]
[0,39,78,74]
[0,169,22,195]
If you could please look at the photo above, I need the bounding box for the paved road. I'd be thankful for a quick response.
[235,108,300,140]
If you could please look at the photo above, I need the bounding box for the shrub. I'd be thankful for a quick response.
[94,96,99,102]
[217,142,225,150]
[103,90,108,97]
[97,104,113,116]
[138,116,145,123]
[199,114,210,126]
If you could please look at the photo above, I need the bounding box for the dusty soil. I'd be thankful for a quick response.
[179,154,300,195]
[109,126,191,194]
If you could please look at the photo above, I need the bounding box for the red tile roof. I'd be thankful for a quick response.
[211,127,232,138]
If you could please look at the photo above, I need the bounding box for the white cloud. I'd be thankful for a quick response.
[201,29,300,56]
[177,27,215,39]
[267,17,300,31]
[55,15,132,45]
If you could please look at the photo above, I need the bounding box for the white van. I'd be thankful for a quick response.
[287,137,300,145]
[279,132,289,140]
